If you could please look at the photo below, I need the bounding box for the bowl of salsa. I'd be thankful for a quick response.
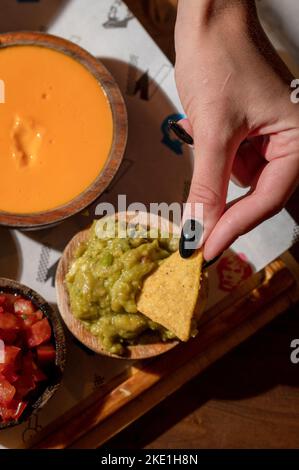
[0,278,66,429]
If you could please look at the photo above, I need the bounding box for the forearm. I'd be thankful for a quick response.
[176,0,256,30]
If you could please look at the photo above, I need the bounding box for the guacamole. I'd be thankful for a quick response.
[66,221,179,355]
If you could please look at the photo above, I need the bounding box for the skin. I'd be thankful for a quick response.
[175,0,299,260]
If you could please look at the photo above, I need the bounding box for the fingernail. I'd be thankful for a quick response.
[202,253,223,269]
[179,219,203,258]
[168,120,194,146]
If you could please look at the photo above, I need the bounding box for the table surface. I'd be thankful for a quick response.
[103,0,299,449]
[108,304,299,449]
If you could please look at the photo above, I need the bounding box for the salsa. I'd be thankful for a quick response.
[0,293,56,423]
[66,221,179,355]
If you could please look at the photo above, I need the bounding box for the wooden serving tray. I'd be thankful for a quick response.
[30,257,297,449]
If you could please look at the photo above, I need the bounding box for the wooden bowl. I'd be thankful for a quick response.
[56,212,207,360]
[0,278,66,430]
[0,32,127,229]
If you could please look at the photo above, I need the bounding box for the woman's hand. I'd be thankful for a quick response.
[175,0,299,260]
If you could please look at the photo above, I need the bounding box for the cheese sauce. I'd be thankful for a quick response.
[0,45,113,213]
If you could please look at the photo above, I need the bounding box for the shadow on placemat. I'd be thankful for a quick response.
[0,228,22,280]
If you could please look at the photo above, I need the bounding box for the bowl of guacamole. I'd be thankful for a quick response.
[56,212,207,358]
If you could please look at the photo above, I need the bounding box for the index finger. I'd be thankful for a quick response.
[204,154,299,260]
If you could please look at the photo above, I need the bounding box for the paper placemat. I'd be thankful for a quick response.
[0,0,297,448]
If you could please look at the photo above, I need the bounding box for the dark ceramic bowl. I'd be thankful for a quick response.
[0,278,66,430]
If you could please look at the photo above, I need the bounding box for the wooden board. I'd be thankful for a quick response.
[30,258,297,449]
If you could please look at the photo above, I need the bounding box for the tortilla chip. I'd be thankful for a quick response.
[137,250,204,341]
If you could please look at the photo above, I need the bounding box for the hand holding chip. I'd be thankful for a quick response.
[175,0,299,260]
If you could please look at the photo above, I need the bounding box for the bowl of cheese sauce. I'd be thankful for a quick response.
[0,32,127,228]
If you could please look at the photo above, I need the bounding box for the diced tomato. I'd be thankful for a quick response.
[0,330,17,344]
[15,352,45,398]
[36,310,43,320]
[37,344,56,365]
[22,316,35,328]
[26,318,51,348]
[0,313,21,344]
[13,336,28,351]
[0,294,19,313]
[22,309,43,328]
[14,299,35,316]
[3,369,19,383]
[0,378,16,405]
[0,293,55,424]
[16,353,35,397]
[0,346,21,384]
[22,352,46,383]
[0,312,21,331]
[22,351,34,372]
[0,344,20,369]
[15,374,36,398]
[0,363,8,376]
[0,399,27,422]
[4,345,21,366]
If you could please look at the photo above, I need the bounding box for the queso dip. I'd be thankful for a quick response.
[0,45,113,213]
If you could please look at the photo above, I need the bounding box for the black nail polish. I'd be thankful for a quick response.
[179,219,203,258]
[168,120,194,145]
[202,253,223,269]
